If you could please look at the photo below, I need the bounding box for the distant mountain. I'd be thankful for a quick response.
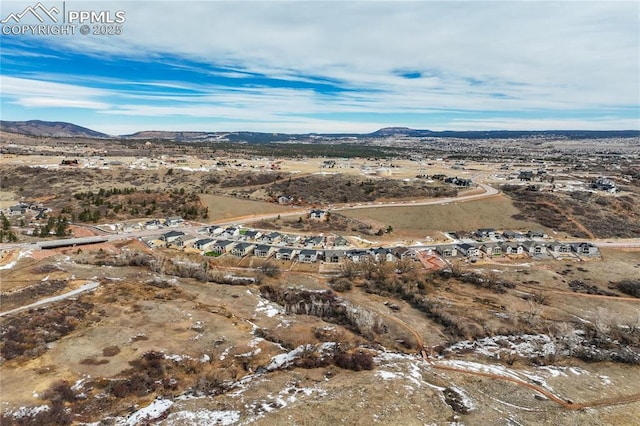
[1,120,638,141]
[369,127,640,139]
[0,120,109,138]
[370,127,431,137]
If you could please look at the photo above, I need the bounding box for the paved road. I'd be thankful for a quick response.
[1,183,639,250]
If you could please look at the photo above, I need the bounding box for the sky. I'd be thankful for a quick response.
[0,1,639,135]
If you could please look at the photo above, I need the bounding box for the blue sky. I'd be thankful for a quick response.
[1,1,639,135]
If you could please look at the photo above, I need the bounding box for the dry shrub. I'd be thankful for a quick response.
[333,350,374,371]
[102,346,121,357]
[80,357,109,365]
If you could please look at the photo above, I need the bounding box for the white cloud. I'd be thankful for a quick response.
[2,1,639,130]
[0,76,111,109]
[53,0,638,110]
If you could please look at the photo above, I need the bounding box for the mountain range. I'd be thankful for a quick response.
[1,120,638,142]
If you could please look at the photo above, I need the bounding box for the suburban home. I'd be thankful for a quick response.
[480,243,502,257]
[456,243,481,258]
[347,250,371,263]
[527,230,548,239]
[8,204,28,216]
[210,240,235,255]
[371,247,394,262]
[283,234,301,245]
[222,227,240,238]
[194,238,216,251]
[444,177,472,187]
[254,245,274,258]
[276,248,297,261]
[502,230,523,240]
[501,242,526,256]
[177,234,200,248]
[144,219,163,230]
[277,195,294,204]
[298,249,320,263]
[475,228,496,239]
[160,230,186,245]
[165,216,184,227]
[243,230,262,240]
[304,236,324,247]
[207,225,224,236]
[392,247,417,261]
[232,243,255,257]
[436,245,458,258]
[571,242,599,256]
[262,232,283,244]
[309,209,328,221]
[548,242,572,255]
[522,241,546,256]
[324,250,346,263]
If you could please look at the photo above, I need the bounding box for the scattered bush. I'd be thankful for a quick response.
[80,357,109,365]
[613,280,640,298]
[333,350,374,371]
[329,277,353,292]
[102,346,121,357]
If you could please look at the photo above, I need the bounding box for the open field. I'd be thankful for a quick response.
[340,195,546,234]
[200,194,291,221]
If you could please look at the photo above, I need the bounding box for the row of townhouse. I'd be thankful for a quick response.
[152,230,597,265]
[436,241,598,259]
[473,228,548,240]
[153,229,422,264]
[199,226,349,249]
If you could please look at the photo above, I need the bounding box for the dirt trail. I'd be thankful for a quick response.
[340,281,640,411]
[536,200,596,239]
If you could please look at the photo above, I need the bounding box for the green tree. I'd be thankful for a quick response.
[1,212,10,231]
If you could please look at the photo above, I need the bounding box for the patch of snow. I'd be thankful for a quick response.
[124,398,173,426]
[0,249,33,270]
[448,385,476,412]
[444,334,557,359]
[569,367,587,376]
[376,370,400,380]
[600,375,612,386]
[164,409,240,425]
[219,347,231,361]
[10,405,50,418]
[537,366,567,378]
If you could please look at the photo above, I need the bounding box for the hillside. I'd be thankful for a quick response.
[0,120,109,138]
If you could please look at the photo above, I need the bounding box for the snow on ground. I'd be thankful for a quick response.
[439,359,531,383]
[264,343,336,371]
[377,370,401,380]
[123,399,173,426]
[444,334,557,359]
[164,409,240,425]
[8,405,49,419]
[255,298,284,318]
[0,249,32,270]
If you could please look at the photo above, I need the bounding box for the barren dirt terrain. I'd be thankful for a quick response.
[1,241,639,425]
